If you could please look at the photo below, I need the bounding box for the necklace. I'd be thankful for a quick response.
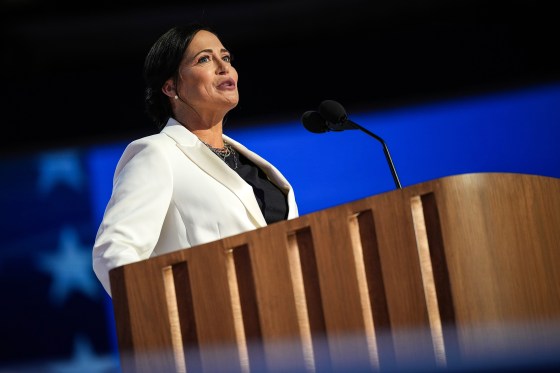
[202,140,238,170]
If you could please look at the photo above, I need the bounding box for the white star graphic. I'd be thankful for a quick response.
[37,226,98,305]
[38,150,84,195]
[46,335,119,373]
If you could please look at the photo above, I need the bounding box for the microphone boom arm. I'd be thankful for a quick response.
[348,120,402,189]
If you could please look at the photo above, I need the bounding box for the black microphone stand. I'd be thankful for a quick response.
[349,121,402,190]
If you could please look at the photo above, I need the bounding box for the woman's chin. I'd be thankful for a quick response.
[223,95,240,109]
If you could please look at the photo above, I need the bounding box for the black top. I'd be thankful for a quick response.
[223,149,288,224]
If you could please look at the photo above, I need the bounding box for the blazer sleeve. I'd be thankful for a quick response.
[92,138,174,296]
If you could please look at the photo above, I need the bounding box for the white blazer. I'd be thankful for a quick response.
[92,118,298,295]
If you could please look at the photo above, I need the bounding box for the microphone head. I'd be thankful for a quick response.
[301,110,328,133]
[319,100,347,124]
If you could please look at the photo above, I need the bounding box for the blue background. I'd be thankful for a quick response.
[1,81,559,371]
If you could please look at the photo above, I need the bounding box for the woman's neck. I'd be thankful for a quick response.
[174,108,227,148]
[191,126,224,148]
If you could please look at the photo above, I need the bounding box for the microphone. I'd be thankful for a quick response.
[301,110,328,133]
[301,107,358,132]
[302,100,402,190]
[318,100,360,131]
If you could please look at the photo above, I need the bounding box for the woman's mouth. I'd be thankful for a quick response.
[217,79,236,90]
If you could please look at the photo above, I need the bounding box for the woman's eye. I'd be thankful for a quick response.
[222,55,232,63]
[197,56,210,64]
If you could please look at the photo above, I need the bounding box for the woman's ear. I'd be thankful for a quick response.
[161,79,176,98]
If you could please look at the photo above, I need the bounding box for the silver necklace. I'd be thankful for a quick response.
[202,140,238,169]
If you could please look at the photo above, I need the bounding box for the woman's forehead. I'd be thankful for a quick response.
[186,30,225,55]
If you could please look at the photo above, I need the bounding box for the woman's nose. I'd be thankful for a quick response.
[216,59,229,74]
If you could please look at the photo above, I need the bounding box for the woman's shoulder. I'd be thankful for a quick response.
[127,131,177,149]
[117,132,176,164]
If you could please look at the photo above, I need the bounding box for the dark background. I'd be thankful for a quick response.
[2,0,559,155]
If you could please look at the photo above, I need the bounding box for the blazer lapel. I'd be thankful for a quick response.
[224,135,291,191]
[162,119,267,227]
[224,135,299,219]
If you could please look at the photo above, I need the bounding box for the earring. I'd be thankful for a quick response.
[174,95,179,100]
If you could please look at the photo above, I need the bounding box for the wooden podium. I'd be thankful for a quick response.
[109,172,560,373]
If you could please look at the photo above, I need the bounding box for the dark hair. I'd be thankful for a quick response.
[143,24,215,129]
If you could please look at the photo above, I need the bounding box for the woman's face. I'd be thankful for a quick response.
[174,30,239,114]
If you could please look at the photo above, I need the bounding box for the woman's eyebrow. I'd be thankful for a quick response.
[192,48,230,58]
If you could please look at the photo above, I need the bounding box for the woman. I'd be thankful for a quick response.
[92,24,298,296]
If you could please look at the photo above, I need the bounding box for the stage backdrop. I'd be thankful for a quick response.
[0,81,559,372]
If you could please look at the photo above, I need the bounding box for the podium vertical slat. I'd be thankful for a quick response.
[183,242,244,373]
[239,223,309,373]
[111,261,183,373]
[305,207,376,371]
